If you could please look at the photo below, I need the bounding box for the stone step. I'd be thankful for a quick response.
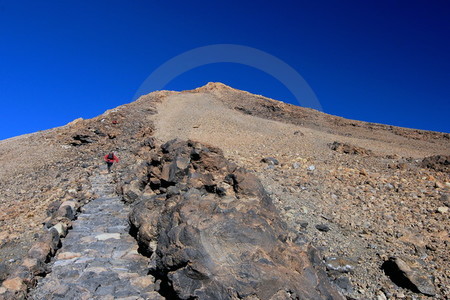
[28,174,163,300]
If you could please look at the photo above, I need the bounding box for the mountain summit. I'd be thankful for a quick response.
[0,83,448,299]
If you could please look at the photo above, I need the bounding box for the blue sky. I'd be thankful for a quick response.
[1,1,449,140]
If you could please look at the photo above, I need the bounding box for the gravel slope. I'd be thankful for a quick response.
[153,85,449,299]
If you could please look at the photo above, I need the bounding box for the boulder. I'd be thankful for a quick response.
[421,155,450,173]
[122,180,143,203]
[142,137,157,149]
[28,228,60,263]
[28,242,52,263]
[382,257,436,296]
[129,194,166,256]
[329,141,373,156]
[129,139,344,299]
[70,134,95,146]
[54,204,75,220]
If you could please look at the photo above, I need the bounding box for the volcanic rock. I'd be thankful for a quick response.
[421,155,450,172]
[261,157,279,165]
[126,140,344,299]
[382,257,436,296]
[329,141,373,156]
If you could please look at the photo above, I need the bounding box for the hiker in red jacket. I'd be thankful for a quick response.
[104,152,120,173]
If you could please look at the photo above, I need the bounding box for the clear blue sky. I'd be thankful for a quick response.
[1,1,449,140]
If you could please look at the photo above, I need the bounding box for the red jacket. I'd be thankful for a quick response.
[104,154,119,163]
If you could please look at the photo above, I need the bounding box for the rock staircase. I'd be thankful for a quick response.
[29,171,162,300]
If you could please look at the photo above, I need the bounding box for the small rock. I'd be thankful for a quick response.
[435,181,444,189]
[95,233,121,240]
[376,290,387,300]
[296,220,309,229]
[2,277,26,291]
[385,183,394,191]
[0,263,9,281]
[143,291,165,300]
[292,162,301,169]
[130,275,155,289]
[397,162,408,170]
[440,194,449,206]
[334,276,353,293]
[315,224,330,232]
[261,157,279,165]
[437,206,448,214]
[55,204,75,220]
[325,257,356,273]
[52,223,68,237]
[57,252,82,260]
[21,258,46,275]
[307,165,316,171]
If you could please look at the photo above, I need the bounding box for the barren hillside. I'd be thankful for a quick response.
[0,83,448,299]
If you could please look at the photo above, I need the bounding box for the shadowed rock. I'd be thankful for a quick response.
[421,155,450,173]
[382,257,436,297]
[329,141,373,156]
[127,139,344,299]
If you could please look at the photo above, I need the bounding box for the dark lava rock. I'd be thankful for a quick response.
[382,257,436,296]
[316,224,331,232]
[0,262,9,282]
[261,157,279,165]
[296,220,309,229]
[70,134,95,146]
[127,139,344,300]
[421,155,450,173]
[334,276,353,293]
[329,141,373,156]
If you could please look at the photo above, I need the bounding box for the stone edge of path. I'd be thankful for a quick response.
[0,172,110,299]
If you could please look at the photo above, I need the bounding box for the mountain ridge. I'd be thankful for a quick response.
[0,83,449,299]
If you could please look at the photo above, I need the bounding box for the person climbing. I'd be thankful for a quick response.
[104,151,119,173]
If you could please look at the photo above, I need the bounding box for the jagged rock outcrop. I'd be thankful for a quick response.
[421,155,450,173]
[124,139,344,299]
[382,257,436,296]
[329,141,373,156]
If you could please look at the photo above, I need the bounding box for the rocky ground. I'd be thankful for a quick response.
[0,82,448,299]
[153,83,449,299]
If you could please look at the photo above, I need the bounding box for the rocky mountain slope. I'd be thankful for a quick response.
[0,82,448,299]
